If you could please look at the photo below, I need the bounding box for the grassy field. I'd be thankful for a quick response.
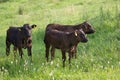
[0,0,120,80]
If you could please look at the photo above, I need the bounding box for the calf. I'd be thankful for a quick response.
[44,29,88,67]
[45,21,95,59]
[46,21,95,34]
[6,24,37,61]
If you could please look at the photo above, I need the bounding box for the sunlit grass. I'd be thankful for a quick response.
[0,0,120,80]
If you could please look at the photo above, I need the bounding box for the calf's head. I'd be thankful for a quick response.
[19,24,37,38]
[75,29,88,43]
[81,21,95,34]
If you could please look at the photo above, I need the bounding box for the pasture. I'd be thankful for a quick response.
[0,0,120,80]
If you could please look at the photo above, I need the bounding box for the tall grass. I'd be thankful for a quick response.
[0,0,120,80]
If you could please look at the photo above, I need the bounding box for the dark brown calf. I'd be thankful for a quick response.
[46,21,95,34]
[6,24,37,61]
[45,21,95,59]
[44,29,88,67]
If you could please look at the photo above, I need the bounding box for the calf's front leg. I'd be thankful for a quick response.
[61,50,66,67]
[18,47,23,59]
[27,46,32,62]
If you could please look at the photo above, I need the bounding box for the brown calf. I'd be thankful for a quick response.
[45,21,95,59]
[44,29,88,67]
[6,24,37,61]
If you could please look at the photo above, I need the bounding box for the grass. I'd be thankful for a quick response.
[0,0,120,80]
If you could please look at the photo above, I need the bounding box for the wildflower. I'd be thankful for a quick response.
[49,71,53,77]
[24,60,28,67]
[42,71,46,74]
[119,62,120,66]
[31,63,33,66]
[76,65,79,68]
[100,65,103,69]
[33,68,36,71]
[4,69,9,75]
[110,58,112,60]
[42,63,44,66]
[19,70,21,73]
[104,67,107,70]
[56,63,59,67]
[25,68,28,71]
[91,58,94,62]
[15,60,18,64]
[111,65,114,69]
[51,61,53,65]
[4,69,8,73]
[2,66,4,70]
[68,75,71,78]
[52,76,55,80]
[11,61,13,64]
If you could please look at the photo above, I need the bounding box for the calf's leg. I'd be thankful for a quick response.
[6,41,11,56]
[13,46,17,60]
[74,46,77,58]
[68,52,72,67]
[27,46,32,62]
[51,46,55,60]
[18,48,23,59]
[61,50,66,67]
[45,44,50,62]
[71,45,77,59]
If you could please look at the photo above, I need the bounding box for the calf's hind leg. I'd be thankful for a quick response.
[6,41,11,56]
[13,46,17,60]
[45,44,50,62]
[68,52,72,67]
[51,46,55,60]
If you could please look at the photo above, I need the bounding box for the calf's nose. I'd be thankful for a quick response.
[82,38,88,43]
[85,38,88,42]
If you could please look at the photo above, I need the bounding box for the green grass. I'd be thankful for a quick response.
[0,0,120,80]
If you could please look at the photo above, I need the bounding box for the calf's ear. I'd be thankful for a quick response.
[31,24,37,28]
[84,21,88,23]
